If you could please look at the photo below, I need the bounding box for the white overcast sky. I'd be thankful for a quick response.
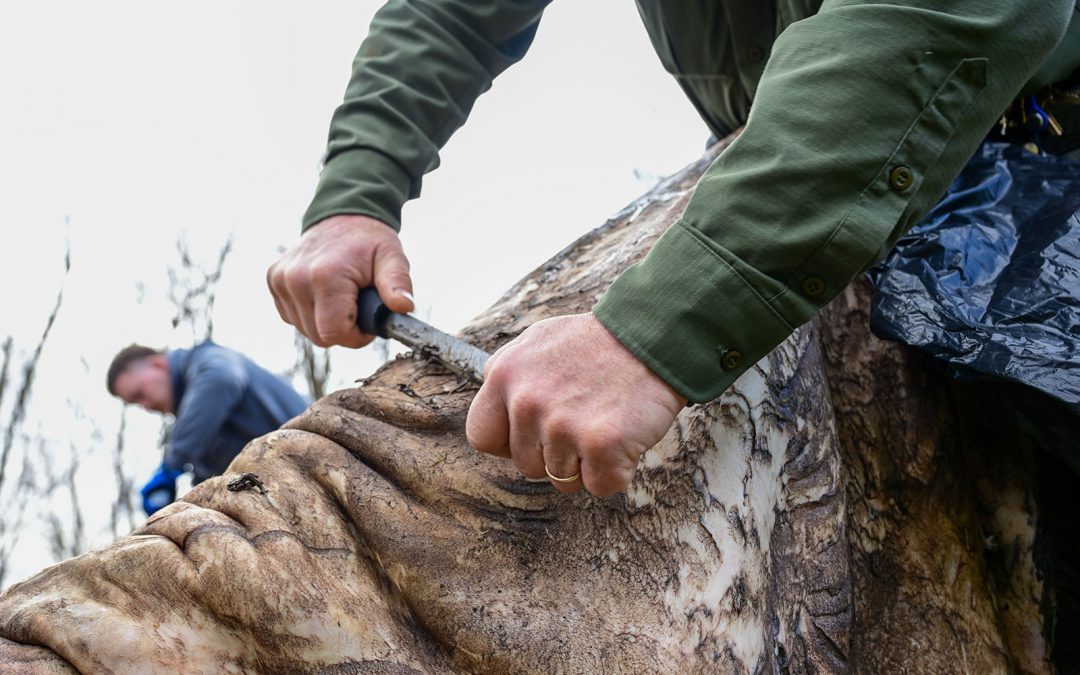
[0,1,706,584]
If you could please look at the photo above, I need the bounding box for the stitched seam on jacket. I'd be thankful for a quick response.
[679,221,795,331]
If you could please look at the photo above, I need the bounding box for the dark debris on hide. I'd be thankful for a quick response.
[227,472,269,495]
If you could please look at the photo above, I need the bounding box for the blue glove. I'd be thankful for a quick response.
[140,464,183,515]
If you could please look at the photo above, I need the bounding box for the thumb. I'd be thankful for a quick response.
[372,242,415,314]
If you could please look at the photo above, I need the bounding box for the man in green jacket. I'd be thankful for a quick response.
[268,1,1078,497]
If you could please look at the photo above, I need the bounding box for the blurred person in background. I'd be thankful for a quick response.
[107,341,310,515]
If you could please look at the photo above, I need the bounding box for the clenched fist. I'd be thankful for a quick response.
[467,313,687,496]
[267,215,414,348]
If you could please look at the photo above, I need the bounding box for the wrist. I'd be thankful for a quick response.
[305,214,397,239]
[588,312,688,412]
[302,148,412,233]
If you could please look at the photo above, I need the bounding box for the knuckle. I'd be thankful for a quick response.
[484,358,515,389]
[579,424,623,456]
[308,264,337,290]
[509,391,543,420]
[543,413,576,443]
[283,265,310,289]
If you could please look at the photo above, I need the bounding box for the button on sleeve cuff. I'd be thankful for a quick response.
[302,148,414,232]
[593,221,794,404]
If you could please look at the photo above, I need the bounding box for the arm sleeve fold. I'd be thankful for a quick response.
[596,0,1074,402]
[303,0,552,231]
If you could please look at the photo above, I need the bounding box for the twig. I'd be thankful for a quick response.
[0,243,70,491]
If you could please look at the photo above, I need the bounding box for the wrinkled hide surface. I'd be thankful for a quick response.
[0,136,847,673]
[0,134,1048,673]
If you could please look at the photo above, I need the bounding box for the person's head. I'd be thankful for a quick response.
[107,345,174,414]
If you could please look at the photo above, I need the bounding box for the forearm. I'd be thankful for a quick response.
[596,0,1073,402]
[303,0,551,231]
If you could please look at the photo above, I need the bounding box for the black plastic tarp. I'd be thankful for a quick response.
[869,141,1080,414]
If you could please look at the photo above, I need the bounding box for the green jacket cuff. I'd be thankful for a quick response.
[302,148,413,232]
[594,222,796,404]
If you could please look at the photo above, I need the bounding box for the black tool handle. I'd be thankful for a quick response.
[356,287,392,338]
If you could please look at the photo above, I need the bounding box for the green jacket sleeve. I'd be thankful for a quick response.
[302,0,551,232]
[594,0,1075,403]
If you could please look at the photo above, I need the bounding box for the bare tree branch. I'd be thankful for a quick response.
[0,337,12,415]
[109,409,138,537]
[44,450,83,562]
[292,331,331,400]
[167,233,234,342]
[0,460,37,589]
[0,244,70,491]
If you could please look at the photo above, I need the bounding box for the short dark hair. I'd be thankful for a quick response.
[106,345,162,396]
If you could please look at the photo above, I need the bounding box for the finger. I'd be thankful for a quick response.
[372,241,414,314]
[540,416,582,492]
[508,396,545,479]
[267,265,297,327]
[541,446,581,493]
[580,460,635,498]
[481,342,512,381]
[466,380,511,458]
[285,278,327,348]
[313,279,372,349]
[579,437,639,498]
[271,284,297,329]
[266,265,285,320]
[271,292,292,326]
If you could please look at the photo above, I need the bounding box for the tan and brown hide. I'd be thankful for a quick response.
[0,135,1054,673]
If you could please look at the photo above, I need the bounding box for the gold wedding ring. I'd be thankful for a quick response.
[545,464,581,483]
